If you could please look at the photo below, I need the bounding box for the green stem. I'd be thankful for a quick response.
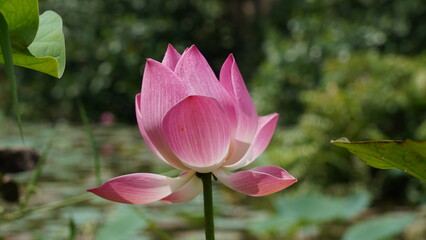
[0,13,24,142]
[77,100,102,185]
[20,139,53,211]
[1,194,93,222]
[199,172,215,240]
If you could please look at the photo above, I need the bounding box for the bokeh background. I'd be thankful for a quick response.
[1,0,426,239]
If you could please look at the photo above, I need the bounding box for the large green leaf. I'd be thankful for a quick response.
[0,0,39,48]
[343,213,415,240]
[331,138,426,182]
[22,11,65,77]
[0,1,65,77]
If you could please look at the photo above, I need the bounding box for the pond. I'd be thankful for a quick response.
[0,120,423,240]
[0,119,266,240]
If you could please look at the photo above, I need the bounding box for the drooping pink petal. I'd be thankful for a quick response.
[87,172,194,204]
[161,172,202,203]
[224,113,279,170]
[162,95,231,172]
[139,59,191,170]
[220,54,258,143]
[162,44,181,70]
[174,45,237,131]
[214,166,296,197]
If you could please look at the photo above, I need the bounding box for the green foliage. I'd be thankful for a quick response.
[25,11,66,78]
[343,213,415,240]
[11,0,263,120]
[252,0,426,122]
[3,0,425,126]
[0,11,23,140]
[0,0,39,48]
[0,0,65,77]
[263,52,426,202]
[332,138,426,181]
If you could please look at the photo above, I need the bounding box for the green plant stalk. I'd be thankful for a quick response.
[199,172,215,240]
[77,100,102,185]
[0,13,24,142]
[1,194,93,222]
[68,217,77,240]
[20,139,53,211]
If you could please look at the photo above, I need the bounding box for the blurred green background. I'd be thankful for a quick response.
[1,0,425,239]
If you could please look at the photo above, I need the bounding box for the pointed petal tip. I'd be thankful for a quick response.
[186,44,201,54]
[226,53,235,62]
[144,59,157,69]
[86,173,192,204]
[135,93,141,103]
[86,185,133,204]
[162,44,181,70]
[221,54,235,70]
[145,58,156,65]
[269,113,280,123]
[143,58,176,78]
[165,44,179,54]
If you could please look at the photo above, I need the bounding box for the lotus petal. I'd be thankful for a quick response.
[87,172,193,204]
[161,172,202,203]
[139,59,191,170]
[174,45,237,130]
[220,54,258,143]
[214,166,296,196]
[162,44,181,70]
[225,113,279,170]
[163,95,231,172]
[135,95,163,158]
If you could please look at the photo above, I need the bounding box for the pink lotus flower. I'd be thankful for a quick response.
[88,45,296,204]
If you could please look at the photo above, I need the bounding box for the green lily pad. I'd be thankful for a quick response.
[250,191,371,236]
[96,205,149,240]
[275,191,371,222]
[0,0,65,78]
[331,138,426,182]
[343,213,415,240]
